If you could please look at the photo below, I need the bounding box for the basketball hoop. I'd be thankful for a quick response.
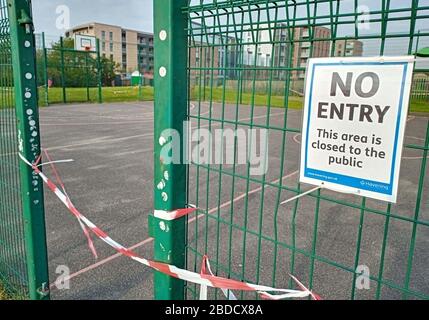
[75,35,97,52]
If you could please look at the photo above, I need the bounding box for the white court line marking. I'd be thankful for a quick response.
[41,107,286,153]
[403,155,429,160]
[190,102,211,117]
[292,132,428,160]
[406,136,425,141]
[41,120,152,126]
[122,102,156,108]
[50,237,155,289]
[403,135,429,160]
[293,133,301,144]
[41,112,154,118]
[41,116,153,120]
[49,169,299,290]
[45,133,154,151]
[0,109,287,158]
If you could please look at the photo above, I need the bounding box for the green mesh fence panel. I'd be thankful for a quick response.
[182,0,429,300]
[0,0,29,299]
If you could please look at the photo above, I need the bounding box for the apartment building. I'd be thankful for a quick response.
[243,25,331,79]
[189,22,238,85]
[335,39,364,57]
[65,22,154,76]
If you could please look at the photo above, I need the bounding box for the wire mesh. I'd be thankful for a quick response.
[184,0,429,300]
[34,33,155,105]
[0,0,29,299]
[34,34,102,105]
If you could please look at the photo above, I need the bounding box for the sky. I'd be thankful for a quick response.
[30,0,427,66]
[32,0,154,36]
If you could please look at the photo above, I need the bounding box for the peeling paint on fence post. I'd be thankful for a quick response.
[8,0,50,300]
[152,0,188,300]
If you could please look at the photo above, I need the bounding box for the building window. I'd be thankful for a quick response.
[101,31,106,40]
[102,42,106,51]
[109,32,113,41]
[110,42,114,52]
[110,54,114,60]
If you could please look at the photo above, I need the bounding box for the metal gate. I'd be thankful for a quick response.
[153,0,429,300]
[0,0,49,300]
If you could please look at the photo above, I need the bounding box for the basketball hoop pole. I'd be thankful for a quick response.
[42,32,49,106]
[96,39,103,103]
[60,36,66,104]
[85,51,90,101]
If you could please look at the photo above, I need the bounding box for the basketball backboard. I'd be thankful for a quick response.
[74,34,97,52]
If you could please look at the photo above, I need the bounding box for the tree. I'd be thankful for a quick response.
[100,56,120,86]
[37,38,120,88]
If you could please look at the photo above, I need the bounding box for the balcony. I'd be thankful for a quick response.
[300,60,308,68]
[301,50,310,58]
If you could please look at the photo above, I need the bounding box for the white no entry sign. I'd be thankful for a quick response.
[300,56,415,202]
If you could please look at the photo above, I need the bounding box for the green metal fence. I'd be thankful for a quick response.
[34,33,155,106]
[153,0,429,300]
[0,0,49,300]
[412,77,429,100]
[35,33,103,105]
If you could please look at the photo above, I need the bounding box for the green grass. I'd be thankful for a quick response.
[0,280,27,300]
[0,283,10,300]
[409,99,429,113]
[35,85,428,113]
[37,86,154,106]
[0,289,6,300]
[191,87,429,113]
[191,86,304,109]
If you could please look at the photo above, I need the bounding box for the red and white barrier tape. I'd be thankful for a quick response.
[42,149,99,259]
[154,207,197,221]
[200,255,237,300]
[199,255,319,300]
[20,152,321,300]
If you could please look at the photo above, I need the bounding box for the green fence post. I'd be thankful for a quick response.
[42,32,49,106]
[60,36,66,103]
[138,74,143,100]
[152,0,188,300]
[8,0,50,300]
[138,44,143,100]
[415,30,421,53]
[96,39,102,103]
[85,52,90,102]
